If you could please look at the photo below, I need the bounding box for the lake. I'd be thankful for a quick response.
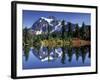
[23,45,91,69]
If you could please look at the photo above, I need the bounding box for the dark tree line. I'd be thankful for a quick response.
[23,20,91,48]
[45,20,91,41]
[61,20,91,40]
[23,20,91,52]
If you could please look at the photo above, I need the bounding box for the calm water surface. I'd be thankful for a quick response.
[23,45,91,69]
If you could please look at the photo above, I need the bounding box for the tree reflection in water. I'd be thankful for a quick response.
[23,44,90,64]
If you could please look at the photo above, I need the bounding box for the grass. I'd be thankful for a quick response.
[41,38,90,48]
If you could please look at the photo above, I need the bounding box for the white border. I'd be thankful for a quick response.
[17,3,96,77]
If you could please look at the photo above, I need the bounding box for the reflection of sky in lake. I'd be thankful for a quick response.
[23,46,90,69]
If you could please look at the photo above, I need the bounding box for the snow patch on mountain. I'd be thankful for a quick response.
[50,21,62,33]
[31,16,63,34]
[41,17,53,24]
[35,30,42,35]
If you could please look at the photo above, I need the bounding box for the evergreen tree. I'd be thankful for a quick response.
[61,20,66,39]
[80,22,85,39]
[75,24,80,38]
[67,22,72,38]
[23,27,28,44]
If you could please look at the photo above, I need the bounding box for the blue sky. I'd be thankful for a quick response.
[22,10,91,28]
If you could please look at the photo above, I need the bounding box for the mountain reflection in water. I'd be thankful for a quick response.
[23,44,91,69]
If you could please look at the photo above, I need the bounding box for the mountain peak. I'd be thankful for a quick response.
[31,16,63,35]
[40,17,53,24]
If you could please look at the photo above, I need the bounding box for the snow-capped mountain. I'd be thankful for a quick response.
[30,16,78,35]
[31,16,62,35]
